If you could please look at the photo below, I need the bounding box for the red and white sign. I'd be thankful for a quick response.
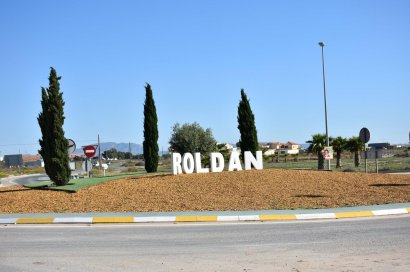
[83,145,96,158]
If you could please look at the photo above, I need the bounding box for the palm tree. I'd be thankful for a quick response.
[347,136,363,167]
[306,134,327,170]
[332,136,347,168]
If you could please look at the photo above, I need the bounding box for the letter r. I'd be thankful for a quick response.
[172,153,182,175]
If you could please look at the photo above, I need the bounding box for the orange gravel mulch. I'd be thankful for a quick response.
[0,169,409,213]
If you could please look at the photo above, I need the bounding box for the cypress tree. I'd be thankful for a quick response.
[143,83,159,172]
[38,67,70,186]
[237,89,259,159]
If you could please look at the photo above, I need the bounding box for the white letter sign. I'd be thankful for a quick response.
[244,151,263,170]
[228,151,242,171]
[194,153,209,173]
[171,151,263,175]
[210,152,225,172]
[172,153,182,175]
[182,153,195,174]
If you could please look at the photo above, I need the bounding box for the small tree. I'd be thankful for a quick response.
[143,83,159,173]
[237,89,259,159]
[38,67,70,186]
[217,143,231,161]
[169,122,217,154]
[332,136,347,168]
[102,148,118,160]
[347,136,363,167]
[306,134,326,170]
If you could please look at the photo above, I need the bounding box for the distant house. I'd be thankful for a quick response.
[219,143,234,151]
[368,143,390,150]
[284,141,301,150]
[23,155,44,167]
[259,143,268,149]
[268,142,282,149]
[262,141,301,156]
[4,154,23,168]
[264,149,276,156]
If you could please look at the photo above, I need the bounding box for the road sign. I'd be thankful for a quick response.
[359,127,370,143]
[67,139,76,154]
[83,145,96,158]
[322,146,333,160]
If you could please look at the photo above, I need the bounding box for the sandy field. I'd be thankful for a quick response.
[0,169,409,213]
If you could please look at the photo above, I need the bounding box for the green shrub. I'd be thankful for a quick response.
[122,161,135,167]
[135,161,145,166]
[89,169,101,177]
[127,167,138,172]
[0,171,7,178]
[343,168,356,172]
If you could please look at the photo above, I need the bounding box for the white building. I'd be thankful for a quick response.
[262,141,301,156]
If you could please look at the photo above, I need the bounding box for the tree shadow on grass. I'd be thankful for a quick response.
[369,183,410,187]
[0,188,31,193]
[129,174,172,180]
[293,194,327,198]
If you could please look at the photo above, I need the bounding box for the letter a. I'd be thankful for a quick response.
[228,151,242,171]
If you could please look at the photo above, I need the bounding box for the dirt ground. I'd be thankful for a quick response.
[1,169,409,213]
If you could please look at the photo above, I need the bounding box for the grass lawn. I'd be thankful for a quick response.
[264,156,410,173]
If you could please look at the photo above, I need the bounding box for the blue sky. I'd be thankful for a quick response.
[0,0,409,155]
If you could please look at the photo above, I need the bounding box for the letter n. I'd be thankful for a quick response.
[244,151,263,170]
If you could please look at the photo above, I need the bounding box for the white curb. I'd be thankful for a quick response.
[296,213,336,220]
[0,218,17,224]
[54,217,93,224]
[372,208,409,216]
[2,206,409,224]
[134,216,176,223]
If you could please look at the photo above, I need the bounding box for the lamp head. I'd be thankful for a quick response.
[319,42,325,47]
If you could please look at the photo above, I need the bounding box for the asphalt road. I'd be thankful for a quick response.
[1,216,409,272]
[0,174,49,187]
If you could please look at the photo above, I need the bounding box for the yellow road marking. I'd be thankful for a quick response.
[175,216,197,222]
[196,216,218,222]
[259,214,296,221]
[335,211,373,218]
[16,218,54,224]
[92,217,134,223]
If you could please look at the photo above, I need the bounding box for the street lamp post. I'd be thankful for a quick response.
[319,41,331,170]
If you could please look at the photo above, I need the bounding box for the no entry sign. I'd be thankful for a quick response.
[83,145,97,158]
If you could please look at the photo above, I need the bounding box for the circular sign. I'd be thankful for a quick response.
[67,139,76,154]
[83,145,97,158]
[359,127,370,143]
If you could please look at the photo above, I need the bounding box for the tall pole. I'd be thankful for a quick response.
[98,134,102,172]
[129,142,132,161]
[319,42,331,170]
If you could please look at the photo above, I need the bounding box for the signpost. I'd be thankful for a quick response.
[375,150,379,174]
[67,139,76,154]
[83,145,97,176]
[67,139,76,175]
[323,146,334,160]
[83,145,97,158]
[359,128,370,144]
[359,128,370,173]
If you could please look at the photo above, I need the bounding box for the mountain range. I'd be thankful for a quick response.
[74,142,143,155]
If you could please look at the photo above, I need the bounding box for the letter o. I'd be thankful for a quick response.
[182,153,195,174]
